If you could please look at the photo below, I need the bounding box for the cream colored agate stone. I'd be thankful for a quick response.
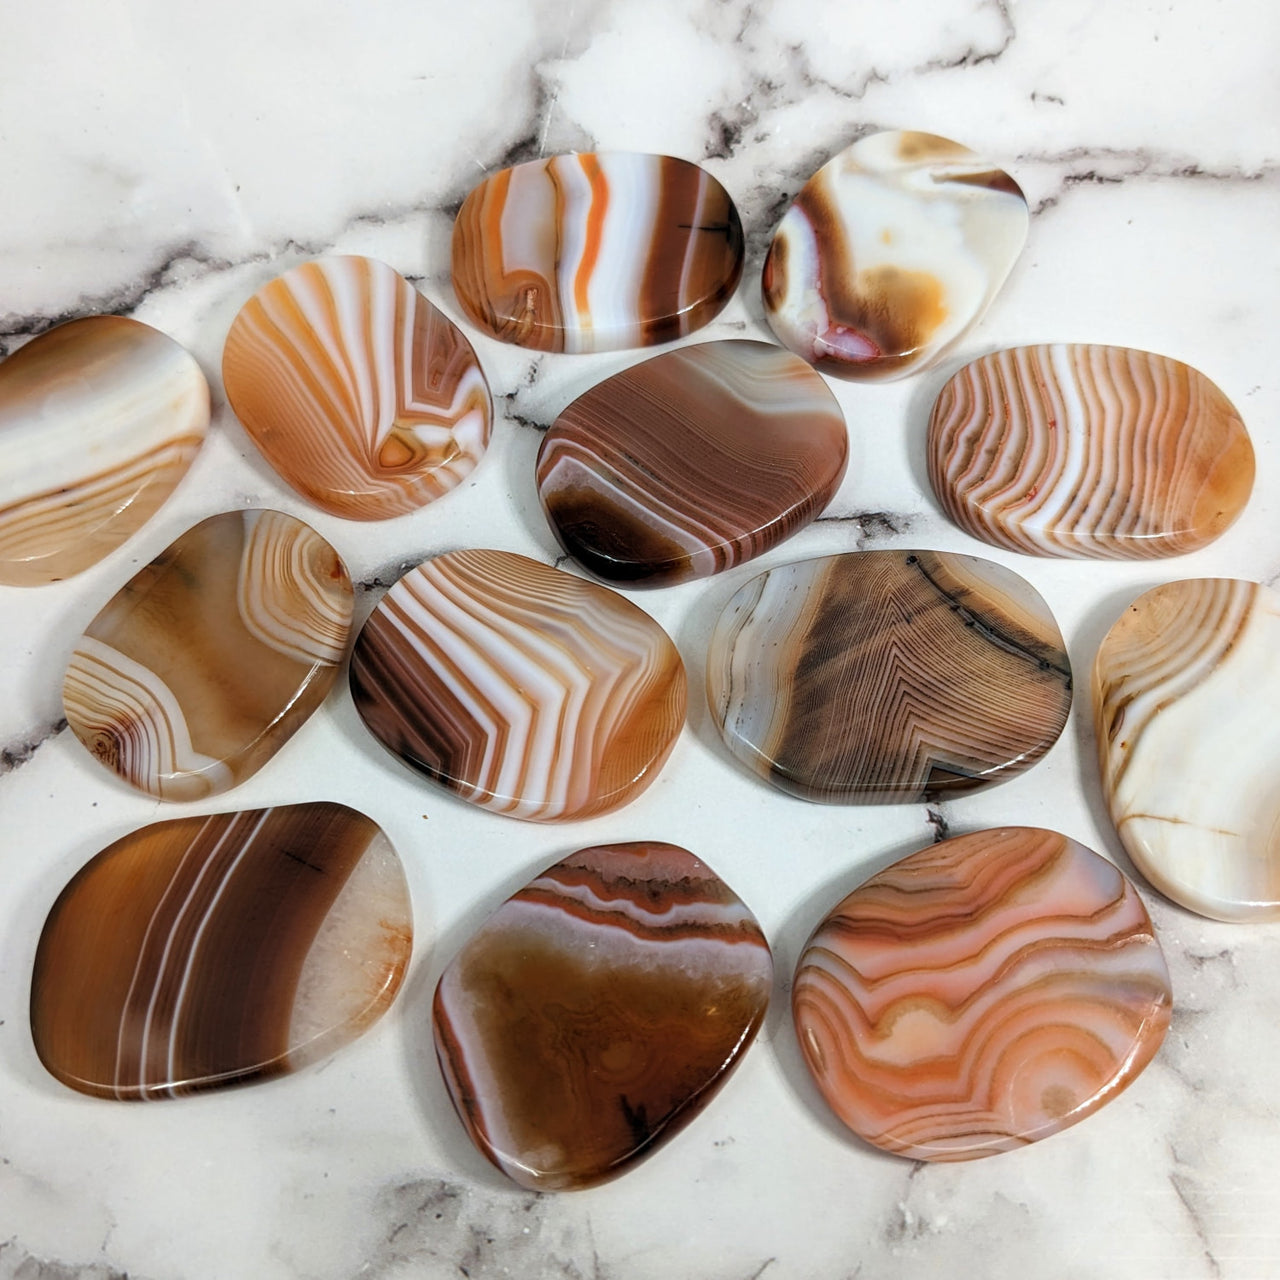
[762,130,1028,381]
[31,803,412,1099]
[928,344,1255,558]
[222,256,492,520]
[793,827,1171,1161]
[63,509,354,801]
[0,317,209,586]
[1094,578,1280,921]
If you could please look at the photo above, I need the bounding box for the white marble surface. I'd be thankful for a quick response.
[2,1,1278,1276]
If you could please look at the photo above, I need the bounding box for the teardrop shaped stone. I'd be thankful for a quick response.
[433,840,772,1190]
[31,803,412,1099]
[793,827,1171,1160]
[0,317,209,586]
[536,339,848,585]
[223,256,493,520]
[1094,578,1280,921]
[929,344,1255,558]
[707,550,1071,803]
[350,550,686,822]
[451,153,744,353]
[762,130,1027,381]
[63,509,353,800]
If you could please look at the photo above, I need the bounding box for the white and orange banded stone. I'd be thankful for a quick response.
[793,827,1172,1161]
[928,344,1255,558]
[63,510,353,800]
[32,803,412,1099]
[433,841,773,1190]
[451,153,744,353]
[350,550,686,822]
[0,317,209,586]
[763,130,1027,381]
[222,256,492,520]
[1094,578,1280,921]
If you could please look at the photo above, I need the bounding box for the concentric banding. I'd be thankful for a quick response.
[1093,578,1280,920]
[433,840,773,1190]
[0,316,209,586]
[63,510,354,800]
[793,827,1172,1160]
[223,256,492,520]
[350,549,687,821]
[451,152,745,353]
[928,344,1255,558]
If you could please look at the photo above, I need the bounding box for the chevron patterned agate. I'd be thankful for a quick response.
[793,827,1171,1161]
[63,510,353,800]
[223,256,492,520]
[350,550,686,822]
[707,550,1072,803]
[1094,578,1280,921]
[762,130,1027,381]
[31,803,412,1100]
[451,152,744,353]
[928,344,1255,558]
[0,317,208,586]
[433,841,772,1190]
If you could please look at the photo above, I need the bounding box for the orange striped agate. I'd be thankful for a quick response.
[223,256,492,520]
[433,841,773,1189]
[793,827,1171,1161]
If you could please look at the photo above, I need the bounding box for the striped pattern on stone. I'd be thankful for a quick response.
[928,344,1255,558]
[350,550,686,822]
[1094,578,1280,921]
[433,841,773,1190]
[31,803,412,1100]
[707,550,1072,803]
[536,339,848,586]
[63,510,353,801]
[762,130,1027,381]
[222,256,492,520]
[451,152,744,354]
[793,827,1172,1161]
[0,317,209,586]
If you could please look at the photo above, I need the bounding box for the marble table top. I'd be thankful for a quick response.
[2,1,1277,1276]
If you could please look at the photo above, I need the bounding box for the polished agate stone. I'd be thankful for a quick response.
[31,803,411,1099]
[793,827,1171,1160]
[707,550,1071,803]
[63,510,353,800]
[929,345,1255,558]
[451,153,744,353]
[536,340,847,585]
[222,256,492,520]
[350,550,686,821]
[1094,578,1280,921]
[762,131,1027,381]
[0,317,209,586]
[433,841,772,1190]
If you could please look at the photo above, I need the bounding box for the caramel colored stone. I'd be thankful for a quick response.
[433,841,773,1189]
[63,510,353,800]
[32,803,412,1099]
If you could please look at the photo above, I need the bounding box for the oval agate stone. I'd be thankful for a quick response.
[451,152,744,353]
[763,130,1027,381]
[707,550,1072,803]
[0,317,209,586]
[1094,578,1280,921]
[929,345,1255,558]
[350,550,686,822]
[793,827,1171,1160]
[31,803,412,1100]
[433,841,773,1190]
[223,256,493,520]
[536,339,848,585]
[63,509,354,800]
